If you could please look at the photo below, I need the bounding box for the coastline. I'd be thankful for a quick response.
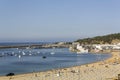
[0,51,119,80]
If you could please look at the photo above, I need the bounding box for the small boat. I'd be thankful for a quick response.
[50,52,55,55]
[22,52,26,55]
[18,55,21,58]
[42,56,47,59]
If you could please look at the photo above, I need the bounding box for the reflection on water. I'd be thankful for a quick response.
[0,48,110,76]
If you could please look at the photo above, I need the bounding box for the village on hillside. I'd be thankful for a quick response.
[69,33,120,53]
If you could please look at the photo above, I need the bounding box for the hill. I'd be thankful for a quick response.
[75,33,120,44]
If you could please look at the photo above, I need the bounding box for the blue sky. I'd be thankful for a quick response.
[0,0,120,42]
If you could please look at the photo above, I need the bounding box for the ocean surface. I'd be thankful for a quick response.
[0,47,111,76]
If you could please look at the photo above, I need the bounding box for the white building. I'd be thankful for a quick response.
[76,44,88,53]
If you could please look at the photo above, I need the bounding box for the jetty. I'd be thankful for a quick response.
[0,42,71,49]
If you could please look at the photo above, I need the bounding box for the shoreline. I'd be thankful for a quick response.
[0,51,119,80]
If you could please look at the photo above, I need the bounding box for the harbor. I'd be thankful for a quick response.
[0,50,119,80]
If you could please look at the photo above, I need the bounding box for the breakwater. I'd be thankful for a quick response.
[0,43,71,49]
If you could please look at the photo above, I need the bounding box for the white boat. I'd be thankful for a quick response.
[76,50,88,54]
[18,55,21,58]
[50,52,55,55]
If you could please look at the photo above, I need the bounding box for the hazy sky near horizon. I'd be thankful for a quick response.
[0,0,120,42]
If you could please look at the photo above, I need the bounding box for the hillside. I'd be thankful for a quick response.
[76,33,120,44]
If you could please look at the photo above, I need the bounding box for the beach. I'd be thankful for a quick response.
[0,51,120,80]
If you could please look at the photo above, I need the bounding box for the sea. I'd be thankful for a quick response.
[0,42,111,76]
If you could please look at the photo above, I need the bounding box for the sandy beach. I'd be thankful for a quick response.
[0,51,120,80]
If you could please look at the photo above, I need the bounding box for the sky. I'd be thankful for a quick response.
[0,0,120,42]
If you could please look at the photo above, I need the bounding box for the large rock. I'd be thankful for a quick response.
[6,73,15,76]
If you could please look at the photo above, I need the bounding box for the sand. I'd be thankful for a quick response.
[0,51,120,80]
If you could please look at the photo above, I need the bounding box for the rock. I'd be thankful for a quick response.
[6,73,15,76]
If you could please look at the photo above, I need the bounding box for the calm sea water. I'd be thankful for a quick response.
[0,48,111,76]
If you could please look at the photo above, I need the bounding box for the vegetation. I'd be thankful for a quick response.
[75,33,120,44]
